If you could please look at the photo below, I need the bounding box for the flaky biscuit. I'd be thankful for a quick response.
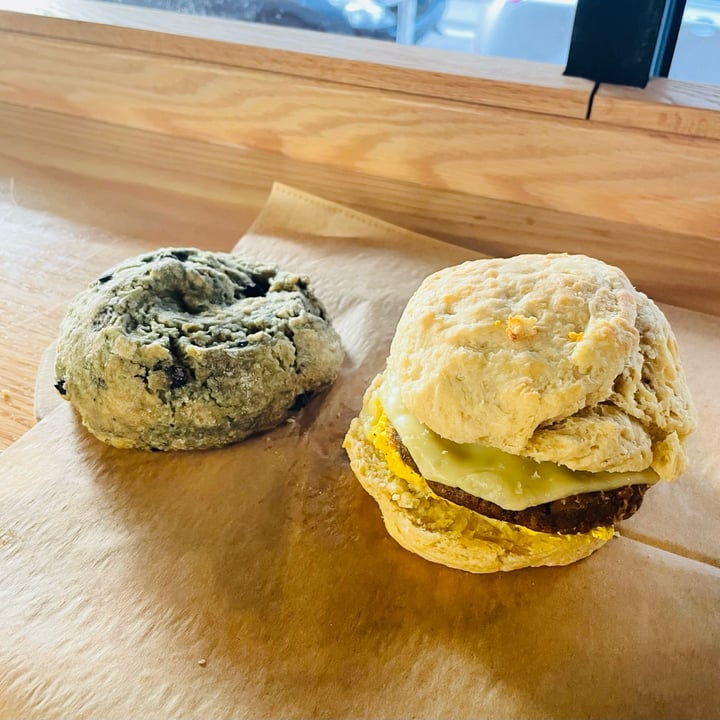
[387,254,695,479]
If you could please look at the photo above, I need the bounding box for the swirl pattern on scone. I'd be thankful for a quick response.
[55,248,344,450]
[387,254,696,480]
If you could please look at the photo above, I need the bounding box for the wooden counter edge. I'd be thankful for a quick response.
[2,100,719,316]
[0,0,593,119]
[591,78,720,141]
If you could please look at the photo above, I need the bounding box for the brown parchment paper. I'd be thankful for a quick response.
[2,184,720,719]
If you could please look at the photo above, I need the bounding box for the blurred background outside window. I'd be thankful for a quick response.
[670,1,720,83]
[99,0,719,84]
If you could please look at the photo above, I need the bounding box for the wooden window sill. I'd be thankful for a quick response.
[0,0,593,118]
[591,78,720,141]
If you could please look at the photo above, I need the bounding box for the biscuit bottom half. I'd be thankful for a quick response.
[343,378,614,574]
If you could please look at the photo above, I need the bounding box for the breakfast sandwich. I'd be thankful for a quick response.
[344,254,696,572]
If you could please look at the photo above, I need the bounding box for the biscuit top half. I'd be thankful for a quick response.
[386,254,696,480]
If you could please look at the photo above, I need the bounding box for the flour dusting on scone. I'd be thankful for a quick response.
[55,248,344,450]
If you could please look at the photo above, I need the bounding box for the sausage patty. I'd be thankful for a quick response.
[389,425,648,535]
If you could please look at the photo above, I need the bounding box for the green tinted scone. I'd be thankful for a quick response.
[55,248,345,450]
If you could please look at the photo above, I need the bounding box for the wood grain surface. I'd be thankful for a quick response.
[0,0,594,118]
[592,78,720,140]
[1,30,719,247]
[2,101,719,313]
[2,99,720,451]
[0,199,145,449]
[4,0,720,139]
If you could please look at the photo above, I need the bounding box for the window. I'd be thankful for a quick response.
[96,0,581,63]
[95,0,717,85]
[436,0,579,64]
[670,0,720,83]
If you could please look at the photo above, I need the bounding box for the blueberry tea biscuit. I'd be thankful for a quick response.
[55,248,344,450]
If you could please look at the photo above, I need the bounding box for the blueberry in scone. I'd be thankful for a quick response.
[55,248,345,450]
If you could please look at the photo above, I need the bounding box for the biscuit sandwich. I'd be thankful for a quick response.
[344,254,697,573]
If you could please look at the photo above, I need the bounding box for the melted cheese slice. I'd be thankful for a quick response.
[378,375,659,511]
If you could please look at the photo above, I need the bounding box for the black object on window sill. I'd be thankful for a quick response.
[564,0,686,88]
